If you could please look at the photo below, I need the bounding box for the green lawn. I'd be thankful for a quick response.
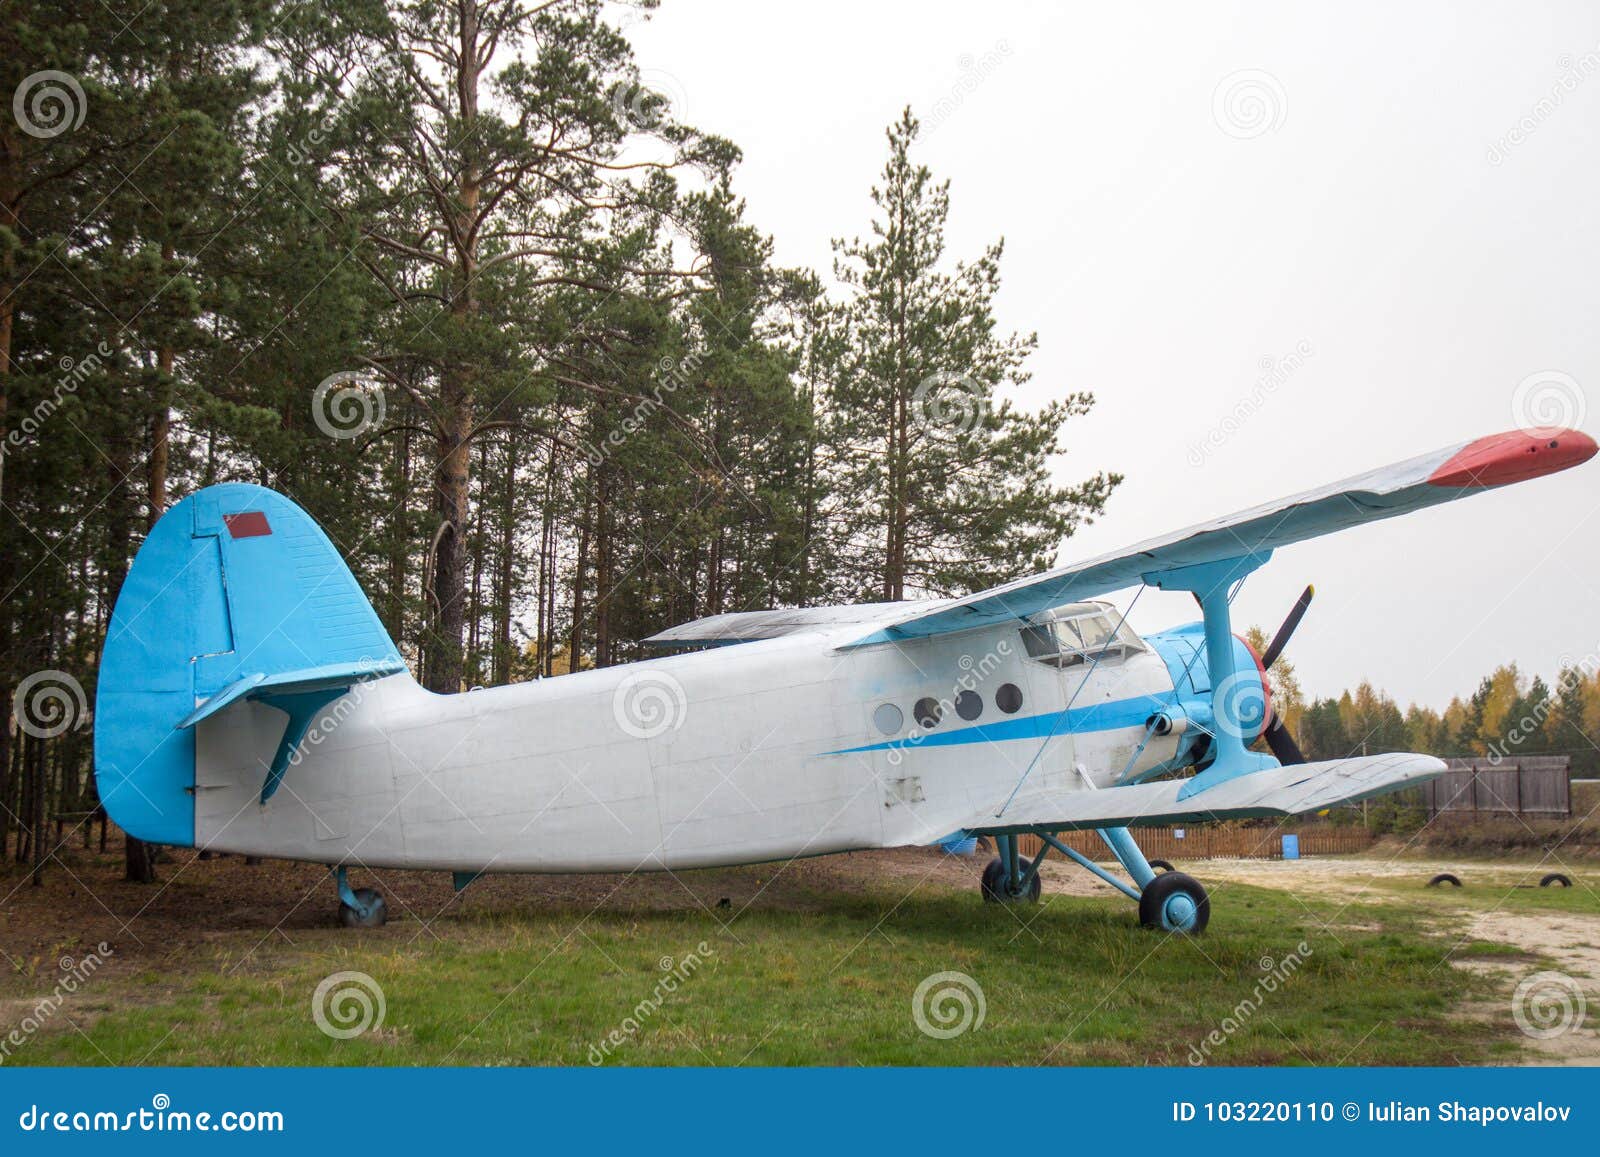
[4,872,1524,1066]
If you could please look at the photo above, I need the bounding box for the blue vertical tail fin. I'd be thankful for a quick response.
[94,484,406,845]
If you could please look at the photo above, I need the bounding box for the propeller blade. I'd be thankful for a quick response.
[1262,709,1307,765]
[1262,584,1314,669]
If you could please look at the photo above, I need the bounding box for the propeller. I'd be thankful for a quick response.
[1258,585,1313,766]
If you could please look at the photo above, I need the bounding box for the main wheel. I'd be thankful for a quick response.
[339,887,388,928]
[980,856,1042,903]
[1138,871,1209,934]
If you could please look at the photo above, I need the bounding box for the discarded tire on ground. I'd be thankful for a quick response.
[1427,873,1462,887]
[1540,873,1572,888]
[1148,859,1175,873]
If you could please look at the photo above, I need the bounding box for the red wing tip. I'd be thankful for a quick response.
[1428,427,1598,489]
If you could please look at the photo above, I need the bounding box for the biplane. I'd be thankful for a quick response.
[95,426,1594,931]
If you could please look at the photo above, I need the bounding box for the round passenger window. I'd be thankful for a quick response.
[995,683,1023,714]
[873,702,904,735]
[954,690,982,721]
[913,697,942,729]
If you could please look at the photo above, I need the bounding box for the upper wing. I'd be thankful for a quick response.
[846,427,1594,646]
[971,752,1444,834]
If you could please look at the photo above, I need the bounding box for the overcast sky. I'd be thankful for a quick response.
[619,0,1600,710]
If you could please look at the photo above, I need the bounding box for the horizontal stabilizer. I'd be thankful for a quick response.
[973,752,1445,835]
[177,658,407,729]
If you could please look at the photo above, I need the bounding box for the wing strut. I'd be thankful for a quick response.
[1143,551,1278,799]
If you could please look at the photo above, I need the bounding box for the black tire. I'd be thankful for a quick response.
[1148,859,1175,873]
[1427,873,1462,888]
[1138,871,1210,934]
[339,888,388,928]
[980,856,1042,904]
[1540,873,1572,888]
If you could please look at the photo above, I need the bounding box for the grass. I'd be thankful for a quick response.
[3,873,1522,1067]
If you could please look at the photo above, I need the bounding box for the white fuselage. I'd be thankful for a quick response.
[194,618,1184,872]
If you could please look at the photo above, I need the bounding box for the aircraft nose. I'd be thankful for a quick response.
[1427,427,1598,488]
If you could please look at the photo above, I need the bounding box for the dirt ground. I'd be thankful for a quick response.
[1183,854,1600,1065]
[3,837,1597,1064]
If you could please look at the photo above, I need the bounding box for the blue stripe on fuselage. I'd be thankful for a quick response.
[823,691,1181,755]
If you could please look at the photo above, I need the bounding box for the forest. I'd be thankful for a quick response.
[2,0,1114,880]
[2,1,1591,883]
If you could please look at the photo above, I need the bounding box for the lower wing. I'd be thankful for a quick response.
[972,752,1443,834]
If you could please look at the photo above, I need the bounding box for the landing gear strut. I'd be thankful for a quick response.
[980,835,1042,903]
[977,827,1210,934]
[333,865,387,928]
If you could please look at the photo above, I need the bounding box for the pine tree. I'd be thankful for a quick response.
[824,108,1117,602]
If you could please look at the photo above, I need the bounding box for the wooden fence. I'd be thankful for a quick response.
[1015,824,1375,863]
[1422,756,1570,818]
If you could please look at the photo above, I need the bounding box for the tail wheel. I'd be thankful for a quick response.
[980,856,1042,904]
[339,888,388,928]
[1139,871,1210,934]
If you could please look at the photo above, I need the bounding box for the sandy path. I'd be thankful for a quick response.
[1165,854,1600,1065]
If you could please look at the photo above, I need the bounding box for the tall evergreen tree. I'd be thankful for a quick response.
[824,109,1117,602]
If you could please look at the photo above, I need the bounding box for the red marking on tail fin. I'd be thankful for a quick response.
[1427,428,1597,489]
[223,511,272,538]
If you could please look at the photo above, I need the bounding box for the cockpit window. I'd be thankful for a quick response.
[1021,605,1142,668]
